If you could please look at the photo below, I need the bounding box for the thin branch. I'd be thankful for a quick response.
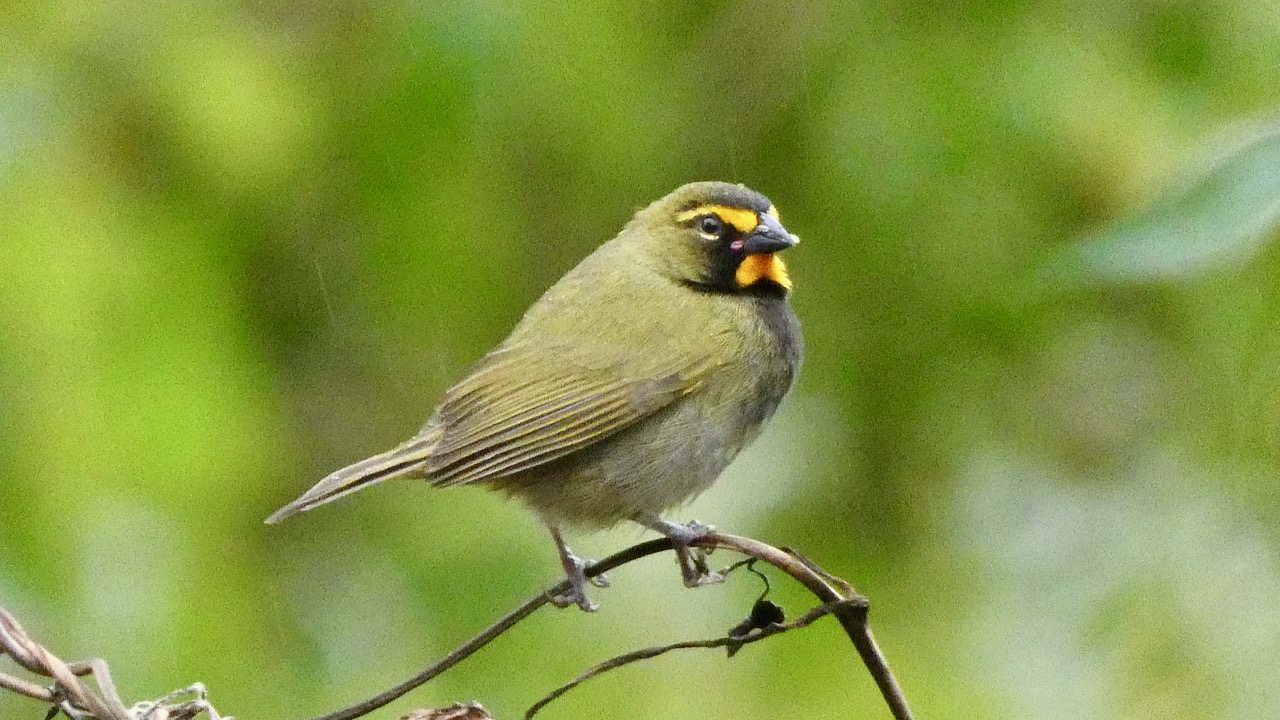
[705,536,914,720]
[308,540,674,720]
[0,607,227,720]
[525,599,856,718]
[310,533,913,720]
[0,667,53,702]
[3,534,911,720]
[308,591,550,720]
[0,606,128,720]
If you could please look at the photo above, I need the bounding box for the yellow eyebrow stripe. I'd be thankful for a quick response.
[675,205,760,234]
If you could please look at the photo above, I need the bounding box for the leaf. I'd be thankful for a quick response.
[1052,126,1280,285]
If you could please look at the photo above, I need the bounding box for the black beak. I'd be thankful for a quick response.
[742,214,800,255]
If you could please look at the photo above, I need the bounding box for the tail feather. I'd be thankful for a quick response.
[265,435,436,524]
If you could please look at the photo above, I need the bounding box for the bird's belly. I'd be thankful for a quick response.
[491,389,771,529]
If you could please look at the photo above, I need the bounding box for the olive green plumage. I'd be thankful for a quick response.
[267,181,802,609]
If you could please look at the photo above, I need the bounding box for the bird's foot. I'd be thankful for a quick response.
[548,526,607,611]
[677,546,724,588]
[659,519,716,545]
[639,517,724,588]
[549,550,604,612]
[549,588,596,612]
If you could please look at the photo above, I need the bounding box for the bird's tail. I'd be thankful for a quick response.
[265,433,438,524]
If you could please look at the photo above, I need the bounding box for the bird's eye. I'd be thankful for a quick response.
[697,215,724,237]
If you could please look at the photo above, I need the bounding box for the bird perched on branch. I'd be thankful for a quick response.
[267,181,802,611]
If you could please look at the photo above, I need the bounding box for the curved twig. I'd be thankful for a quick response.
[309,533,913,720]
[2,536,909,720]
[524,599,856,718]
[1,607,226,720]
[0,607,130,720]
[705,535,913,720]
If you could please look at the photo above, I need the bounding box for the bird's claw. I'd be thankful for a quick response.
[549,585,599,612]
[551,549,601,612]
[662,519,716,545]
[637,517,722,587]
[680,545,725,587]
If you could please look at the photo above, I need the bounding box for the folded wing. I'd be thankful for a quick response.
[423,341,716,487]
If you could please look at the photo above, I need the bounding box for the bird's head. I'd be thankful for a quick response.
[629,181,799,295]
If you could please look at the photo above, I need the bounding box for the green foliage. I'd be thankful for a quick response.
[1057,127,1280,284]
[3,2,1280,719]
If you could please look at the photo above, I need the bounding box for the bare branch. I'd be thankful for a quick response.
[0,666,53,702]
[0,607,228,720]
[525,599,856,718]
[3,533,912,720]
[402,701,494,720]
[0,606,128,720]
[309,533,913,720]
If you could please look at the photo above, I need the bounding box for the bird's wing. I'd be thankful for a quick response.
[421,342,716,487]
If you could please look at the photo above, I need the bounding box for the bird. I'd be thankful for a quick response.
[266,181,802,611]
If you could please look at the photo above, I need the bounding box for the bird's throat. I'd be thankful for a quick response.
[735,254,791,291]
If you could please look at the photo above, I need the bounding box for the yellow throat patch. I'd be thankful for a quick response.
[735,253,791,290]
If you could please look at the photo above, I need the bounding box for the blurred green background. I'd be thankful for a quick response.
[4,1,1280,718]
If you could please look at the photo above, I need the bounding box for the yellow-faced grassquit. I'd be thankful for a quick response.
[267,181,802,611]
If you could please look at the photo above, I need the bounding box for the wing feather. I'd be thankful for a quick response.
[422,343,713,487]
[430,396,635,486]
[431,378,620,458]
